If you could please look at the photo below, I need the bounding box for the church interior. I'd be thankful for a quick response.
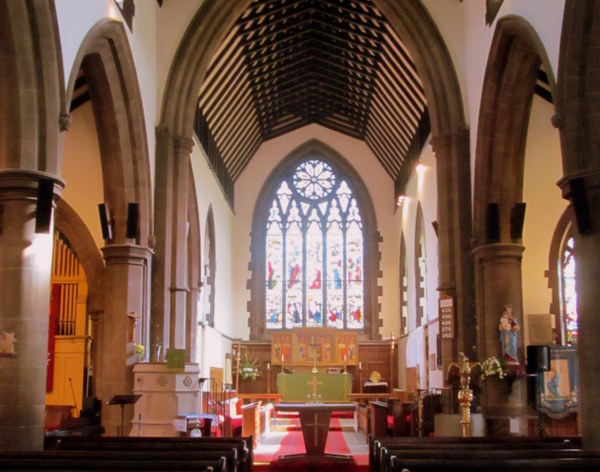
[2,0,600,470]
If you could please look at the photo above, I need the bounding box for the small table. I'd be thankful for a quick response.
[274,402,356,463]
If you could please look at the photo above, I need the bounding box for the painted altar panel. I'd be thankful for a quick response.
[271,328,358,366]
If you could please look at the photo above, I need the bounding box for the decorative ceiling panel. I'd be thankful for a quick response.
[195,0,430,205]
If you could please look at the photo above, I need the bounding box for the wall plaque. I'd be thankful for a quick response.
[439,295,454,340]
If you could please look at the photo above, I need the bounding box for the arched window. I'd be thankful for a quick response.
[559,232,577,345]
[548,209,578,346]
[399,234,408,335]
[415,204,427,327]
[265,159,364,330]
[203,207,216,328]
[249,140,380,340]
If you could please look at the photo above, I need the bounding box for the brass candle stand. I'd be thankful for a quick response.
[457,354,476,438]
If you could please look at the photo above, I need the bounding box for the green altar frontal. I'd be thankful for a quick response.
[277,373,352,402]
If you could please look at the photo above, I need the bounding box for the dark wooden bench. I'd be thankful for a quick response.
[0,451,224,471]
[387,456,600,471]
[46,435,253,472]
[369,435,584,472]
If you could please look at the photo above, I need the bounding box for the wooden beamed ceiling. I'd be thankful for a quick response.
[197,0,431,205]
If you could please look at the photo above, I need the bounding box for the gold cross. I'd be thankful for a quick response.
[307,374,322,397]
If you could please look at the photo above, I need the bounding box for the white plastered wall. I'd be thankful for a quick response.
[395,143,440,390]
[522,95,568,345]
[190,137,236,375]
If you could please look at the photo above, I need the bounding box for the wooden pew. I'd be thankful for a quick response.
[387,456,600,471]
[49,435,253,472]
[0,450,225,471]
[369,435,583,472]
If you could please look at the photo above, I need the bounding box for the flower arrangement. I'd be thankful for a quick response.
[237,350,261,381]
[480,356,508,380]
[135,343,145,360]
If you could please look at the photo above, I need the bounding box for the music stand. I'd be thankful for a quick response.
[108,394,141,436]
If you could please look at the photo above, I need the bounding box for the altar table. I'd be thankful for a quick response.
[273,402,356,463]
[277,373,352,402]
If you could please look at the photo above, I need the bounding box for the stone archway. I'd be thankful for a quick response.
[472,15,557,434]
[62,19,153,436]
[64,19,152,247]
[157,1,471,371]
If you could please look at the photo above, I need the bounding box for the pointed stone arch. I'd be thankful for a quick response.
[64,19,152,246]
[159,0,471,359]
[474,15,557,244]
[0,0,64,173]
[55,200,106,314]
[472,15,557,431]
[61,19,153,436]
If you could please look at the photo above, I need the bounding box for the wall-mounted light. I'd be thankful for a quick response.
[396,195,406,207]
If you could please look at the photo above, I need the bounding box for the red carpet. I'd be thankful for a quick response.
[254,418,368,471]
[283,416,344,431]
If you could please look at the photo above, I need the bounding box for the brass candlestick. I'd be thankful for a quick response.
[458,354,474,438]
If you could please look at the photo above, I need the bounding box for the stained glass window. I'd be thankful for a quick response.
[560,236,577,346]
[265,158,364,330]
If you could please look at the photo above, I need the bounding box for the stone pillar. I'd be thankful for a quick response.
[97,244,152,436]
[151,129,192,359]
[431,129,476,372]
[473,243,527,436]
[0,170,63,450]
[559,174,600,448]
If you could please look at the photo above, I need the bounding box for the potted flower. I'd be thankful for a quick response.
[135,343,145,361]
[480,355,522,395]
[236,350,261,381]
[480,356,508,380]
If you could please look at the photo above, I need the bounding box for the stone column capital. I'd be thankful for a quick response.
[0,169,65,196]
[101,244,153,266]
[472,242,525,262]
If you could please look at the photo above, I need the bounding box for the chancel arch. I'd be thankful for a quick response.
[159,0,471,352]
[248,140,379,340]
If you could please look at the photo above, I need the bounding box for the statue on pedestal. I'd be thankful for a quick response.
[499,304,519,365]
